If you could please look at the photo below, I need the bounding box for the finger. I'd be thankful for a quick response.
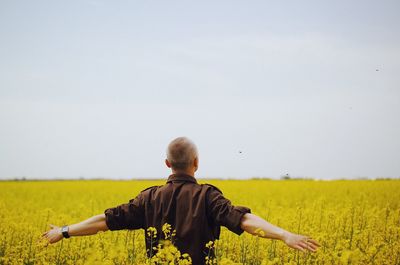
[299,242,309,250]
[300,242,316,252]
[309,241,320,250]
[308,239,321,247]
[295,245,306,253]
[308,244,318,252]
[41,231,48,237]
[304,243,316,252]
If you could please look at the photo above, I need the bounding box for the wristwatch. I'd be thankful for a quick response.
[61,225,70,238]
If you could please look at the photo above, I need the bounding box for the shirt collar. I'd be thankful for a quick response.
[167,173,198,184]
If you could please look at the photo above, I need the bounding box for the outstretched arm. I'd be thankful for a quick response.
[240,213,320,252]
[41,214,109,244]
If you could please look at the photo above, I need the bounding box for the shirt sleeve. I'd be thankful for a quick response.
[206,186,251,235]
[104,193,145,231]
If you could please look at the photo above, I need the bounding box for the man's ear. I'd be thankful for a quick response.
[194,157,199,171]
[165,159,171,168]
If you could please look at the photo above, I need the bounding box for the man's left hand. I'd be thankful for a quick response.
[41,224,63,244]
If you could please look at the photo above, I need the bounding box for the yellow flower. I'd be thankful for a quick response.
[147,227,158,239]
[205,241,214,249]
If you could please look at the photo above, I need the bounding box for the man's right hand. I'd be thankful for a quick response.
[241,213,321,252]
[282,231,320,252]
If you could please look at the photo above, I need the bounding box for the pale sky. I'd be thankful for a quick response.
[0,0,399,179]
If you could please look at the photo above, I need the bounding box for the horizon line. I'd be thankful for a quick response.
[0,176,399,181]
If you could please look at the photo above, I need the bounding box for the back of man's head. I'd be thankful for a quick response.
[166,137,198,171]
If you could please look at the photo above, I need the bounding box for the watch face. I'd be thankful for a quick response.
[62,226,70,238]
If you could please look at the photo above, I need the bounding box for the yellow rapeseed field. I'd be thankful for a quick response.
[0,179,399,264]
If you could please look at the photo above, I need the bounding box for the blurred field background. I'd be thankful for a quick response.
[0,179,399,264]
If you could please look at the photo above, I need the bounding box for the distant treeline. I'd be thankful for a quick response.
[0,176,399,181]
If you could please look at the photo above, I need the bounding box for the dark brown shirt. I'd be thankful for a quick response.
[104,173,251,265]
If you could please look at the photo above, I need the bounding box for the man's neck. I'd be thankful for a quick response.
[172,170,195,178]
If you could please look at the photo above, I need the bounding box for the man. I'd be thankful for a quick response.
[42,137,320,264]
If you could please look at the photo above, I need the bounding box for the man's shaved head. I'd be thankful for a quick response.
[166,137,198,171]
